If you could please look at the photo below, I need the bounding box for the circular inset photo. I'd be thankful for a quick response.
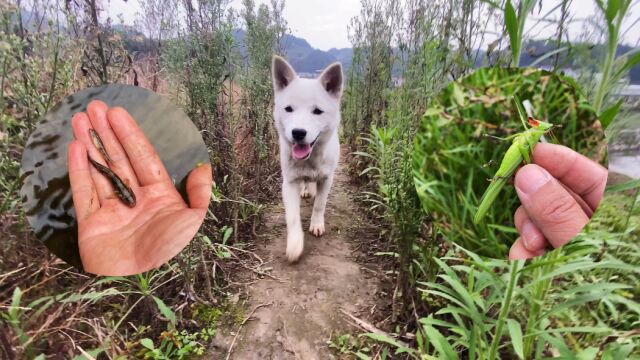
[413,67,607,260]
[20,85,212,275]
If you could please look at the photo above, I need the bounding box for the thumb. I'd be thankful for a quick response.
[515,164,589,249]
[186,163,213,210]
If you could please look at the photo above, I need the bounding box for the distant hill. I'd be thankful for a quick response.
[231,31,640,84]
[231,29,353,74]
[479,39,640,84]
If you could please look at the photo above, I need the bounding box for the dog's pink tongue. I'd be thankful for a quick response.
[292,144,311,159]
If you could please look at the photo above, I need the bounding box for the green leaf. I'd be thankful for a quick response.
[605,0,621,23]
[541,333,576,358]
[598,99,623,129]
[222,226,233,244]
[201,235,213,245]
[507,319,524,359]
[424,106,443,117]
[354,352,372,360]
[504,0,519,63]
[614,49,640,82]
[11,287,22,308]
[606,179,640,193]
[363,333,413,353]
[557,282,631,297]
[452,82,466,106]
[140,338,155,350]
[543,293,613,323]
[32,298,55,318]
[8,287,23,321]
[422,321,459,359]
[532,326,614,335]
[601,342,636,360]
[576,347,599,359]
[487,224,519,234]
[535,261,638,283]
[152,296,177,326]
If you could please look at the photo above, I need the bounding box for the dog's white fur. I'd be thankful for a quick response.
[271,56,343,262]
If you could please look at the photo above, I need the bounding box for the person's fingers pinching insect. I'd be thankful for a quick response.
[514,164,590,249]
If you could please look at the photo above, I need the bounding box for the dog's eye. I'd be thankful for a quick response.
[312,108,324,115]
[285,106,293,112]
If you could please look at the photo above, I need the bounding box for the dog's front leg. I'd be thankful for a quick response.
[309,174,334,237]
[283,180,304,262]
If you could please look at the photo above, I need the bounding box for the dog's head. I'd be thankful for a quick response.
[272,55,343,161]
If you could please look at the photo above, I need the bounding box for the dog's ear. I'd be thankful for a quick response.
[318,62,343,98]
[272,55,297,91]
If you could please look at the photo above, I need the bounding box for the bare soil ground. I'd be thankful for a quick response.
[208,165,388,359]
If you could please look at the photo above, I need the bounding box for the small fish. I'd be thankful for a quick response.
[89,129,114,164]
[88,156,136,207]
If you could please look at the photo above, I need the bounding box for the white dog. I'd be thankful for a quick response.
[271,56,343,262]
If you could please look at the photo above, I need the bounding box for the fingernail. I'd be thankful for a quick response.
[196,162,212,172]
[521,220,539,250]
[516,165,550,195]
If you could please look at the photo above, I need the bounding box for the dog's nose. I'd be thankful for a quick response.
[291,129,307,141]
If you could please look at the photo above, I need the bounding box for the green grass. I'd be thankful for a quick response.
[413,67,604,259]
[364,176,640,359]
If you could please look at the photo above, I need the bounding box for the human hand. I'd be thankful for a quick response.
[67,100,212,275]
[509,143,607,260]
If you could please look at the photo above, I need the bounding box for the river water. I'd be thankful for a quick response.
[608,124,640,180]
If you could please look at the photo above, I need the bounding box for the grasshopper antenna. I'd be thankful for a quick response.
[483,133,509,141]
[513,95,530,130]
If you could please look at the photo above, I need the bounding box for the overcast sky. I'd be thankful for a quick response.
[106,0,639,50]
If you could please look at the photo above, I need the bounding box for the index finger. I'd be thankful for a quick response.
[106,107,171,186]
[68,140,100,219]
[532,143,607,211]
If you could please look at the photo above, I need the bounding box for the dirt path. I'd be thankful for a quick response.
[210,165,383,359]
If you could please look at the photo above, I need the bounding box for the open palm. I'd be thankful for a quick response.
[67,101,212,276]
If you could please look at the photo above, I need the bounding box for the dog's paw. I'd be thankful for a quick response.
[300,183,317,199]
[309,219,325,237]
[300,188,312,199]
[300,187,316,199]
[286,231,304,263]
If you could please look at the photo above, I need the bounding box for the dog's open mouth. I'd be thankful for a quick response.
[292,136,319,160]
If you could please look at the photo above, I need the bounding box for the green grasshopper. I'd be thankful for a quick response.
[473,99,555,224]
